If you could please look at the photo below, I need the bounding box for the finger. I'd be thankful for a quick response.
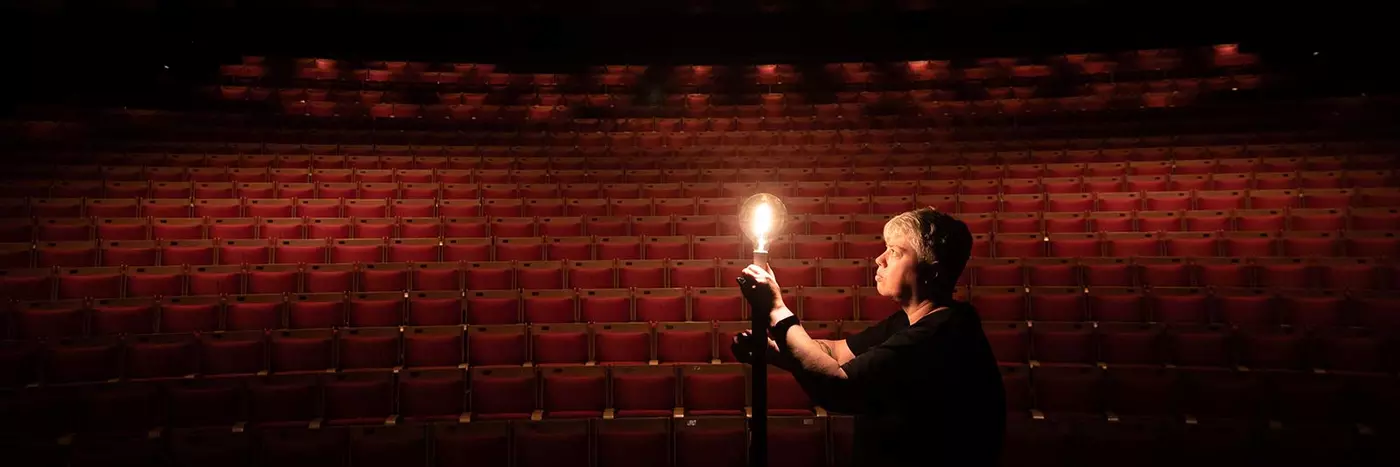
[748,264,772,277]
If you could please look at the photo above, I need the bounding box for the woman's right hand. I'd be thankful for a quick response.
[730,329,780,364]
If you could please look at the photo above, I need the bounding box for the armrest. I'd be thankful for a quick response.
[308,418,323,429]
[814,406,829,418]
[672,407,685,418]
[459,412,473,424]
[530,410,544,422]
[603,408,616,420]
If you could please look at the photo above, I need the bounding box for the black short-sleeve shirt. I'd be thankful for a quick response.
[834,302,1005,467]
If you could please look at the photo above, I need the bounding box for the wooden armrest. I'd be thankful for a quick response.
[1030,409,1046,421]
[744,406,752,419]
[530,410,543,422]
[308,418,323,430]
[383,415,398,426]
[814,406,829,418]
[232,422,246,433]
[672,407,685,418]
[603,408,616,420]
[459,412,473,424]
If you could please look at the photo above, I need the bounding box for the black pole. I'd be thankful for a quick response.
[749,251,769,467]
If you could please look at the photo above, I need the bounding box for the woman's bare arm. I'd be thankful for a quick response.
[811,339,857,366]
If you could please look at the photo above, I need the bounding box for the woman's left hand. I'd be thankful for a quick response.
[739,263,787,314]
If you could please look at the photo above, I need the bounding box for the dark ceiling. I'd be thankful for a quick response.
[0,1,1387,112]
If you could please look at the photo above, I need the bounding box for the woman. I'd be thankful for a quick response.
[735,208,1005,467]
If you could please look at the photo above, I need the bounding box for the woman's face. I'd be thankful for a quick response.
[873,234,922,299]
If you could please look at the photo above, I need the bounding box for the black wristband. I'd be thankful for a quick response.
[768,315,801,352]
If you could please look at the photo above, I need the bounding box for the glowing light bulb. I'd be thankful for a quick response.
[752,202,772,252]
[739,193,787,268]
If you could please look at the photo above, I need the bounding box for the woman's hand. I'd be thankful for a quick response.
[738,263,787,314]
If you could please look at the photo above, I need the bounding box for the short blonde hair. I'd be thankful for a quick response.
[882,208,973,296]
[883,209,936,265]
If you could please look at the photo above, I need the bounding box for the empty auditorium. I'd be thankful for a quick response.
[2,1,1395,466]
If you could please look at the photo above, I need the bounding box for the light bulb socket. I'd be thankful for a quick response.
[752,251,770,269]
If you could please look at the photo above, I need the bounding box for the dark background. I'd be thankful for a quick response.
[0,1,1386,110]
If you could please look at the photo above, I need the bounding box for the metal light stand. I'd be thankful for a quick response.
[748,249,770,467]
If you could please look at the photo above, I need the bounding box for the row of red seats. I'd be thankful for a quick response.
[127,105,1310,135]
[16,172,1394,195]
[17,166,1396,187]
[25,155,1390,178]
[990,322,1396,372]
[7,323,1395,414]
[5,251,1396,294]
[13,415,1397,467]
[91,134,1379,158]
[86,120,1389,153]
[4,322,850,383]
[5,209,1398,243]
[7,358,1394,439]
[5,197,1388,226]
[422,77,1249,104]
[5,360,821,429]
[8,177,1388,202]
[7,314,1398,382]
[965,257,1397,289]
[4,231,1397,272]
[6,193,1395,222]
[232,75,1249,107]
[252,55,1234,87]
[5,284,1396,339]
[3,415,832,467]
[270,60,1249,88]
[269,92,1229,121]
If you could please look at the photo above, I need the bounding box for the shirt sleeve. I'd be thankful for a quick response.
[839,327,924,385]
[843,314,897,356]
